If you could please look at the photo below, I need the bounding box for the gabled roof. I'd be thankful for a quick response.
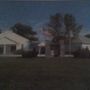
[80,36,90,44]
[0,37,16,45]
[72,36,90,44]
[0,30,29,44]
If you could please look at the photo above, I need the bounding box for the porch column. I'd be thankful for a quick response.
[60,40,65,57]
[3,45,6,55]
[45,41,51,57]
[38,46,41,55]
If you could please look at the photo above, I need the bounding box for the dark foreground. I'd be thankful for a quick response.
[0,57,90,90]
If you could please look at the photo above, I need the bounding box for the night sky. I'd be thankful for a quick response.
[0,1,90,37]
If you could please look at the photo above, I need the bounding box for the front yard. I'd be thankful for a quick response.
[0,57,90,90]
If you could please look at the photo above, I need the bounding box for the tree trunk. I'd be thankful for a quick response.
[68,31,72,55]
[45,41,51,57]
[60,40,65,57]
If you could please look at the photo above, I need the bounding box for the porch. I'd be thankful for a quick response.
[0,44,16,55]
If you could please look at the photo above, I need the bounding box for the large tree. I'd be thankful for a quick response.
[43,13,63,56]
[43,13,82,56]
[48,13,63,36]
[11,22,38,41]
[85,34,90,38]
[64,14,82,38]
[64,14,82,54]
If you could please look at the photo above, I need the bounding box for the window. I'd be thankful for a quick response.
[0,45,4,54]
[6,45,16,54]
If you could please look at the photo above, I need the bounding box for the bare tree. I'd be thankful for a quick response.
[64,14,82,54]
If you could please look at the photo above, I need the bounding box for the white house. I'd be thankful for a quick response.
[0,30,29,55]
[79,36,90,50]
[38,36,90,57]
[1,30,89,57]
[70,36,90,52]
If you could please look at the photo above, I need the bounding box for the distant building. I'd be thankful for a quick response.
[38,36,90,57]
[72,36,90,50]
[0,30,29,55]
[0,30,90,57]
[38,37,65,57]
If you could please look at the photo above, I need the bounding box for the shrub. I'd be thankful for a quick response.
[22,48,38,58]
[73,47,90,58]
[14,49,23,54]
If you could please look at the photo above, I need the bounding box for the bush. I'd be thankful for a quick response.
[14,49,23,54]
[73,48,90,58]
[22,48,38,58]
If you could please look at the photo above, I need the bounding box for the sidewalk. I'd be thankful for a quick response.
[0,54,22,57]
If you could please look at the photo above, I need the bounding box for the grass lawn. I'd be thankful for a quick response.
[0,57,90,90]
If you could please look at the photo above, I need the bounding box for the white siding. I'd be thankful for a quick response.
[0,37,16,45]
[0,31,29,50]
[0,31,29,43]
[82,44,90,50]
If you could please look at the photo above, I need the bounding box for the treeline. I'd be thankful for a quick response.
[43,13,82,39]
[0,13,84,42]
